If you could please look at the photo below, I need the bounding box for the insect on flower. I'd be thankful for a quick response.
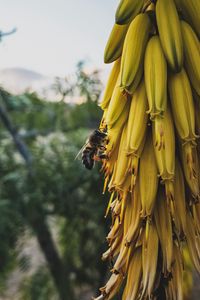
[76,129,108,170]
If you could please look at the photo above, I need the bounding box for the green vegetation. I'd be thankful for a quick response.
[0,62,109,299]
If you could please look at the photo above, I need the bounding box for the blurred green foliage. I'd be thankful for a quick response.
[20,267,57,300]
[0,62,110,299]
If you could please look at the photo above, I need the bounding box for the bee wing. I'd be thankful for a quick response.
[74,141,89,160]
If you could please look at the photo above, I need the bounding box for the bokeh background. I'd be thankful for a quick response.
[0,1,199,299]
[0,1,117,299]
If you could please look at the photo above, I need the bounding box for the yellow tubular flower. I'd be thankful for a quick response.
[174,158,187,236]
[141,222,159,298]
[115,0,145,25]
[153,107,175,203]
[154,188,173,275]
[177,0,200,39]
[156,0,183,72]
[125,80,149,188]
[92,0,200,299]
[105,76,129,128]
[104,24,129,64]
[139,131,158,219]
[100,58,121,110]
[122,247,143,300]
[120,13,152,95]
[144,35,167,119]
[181,21,200,96]
[168,69,198,144]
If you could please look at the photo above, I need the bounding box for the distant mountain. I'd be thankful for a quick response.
[0,66,109,103]
[0,67,56,100]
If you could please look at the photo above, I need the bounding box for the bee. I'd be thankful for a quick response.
[76,129,108,170]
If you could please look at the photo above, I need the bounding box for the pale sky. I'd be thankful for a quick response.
[0,0,118,77]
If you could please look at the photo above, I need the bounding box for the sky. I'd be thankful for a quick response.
[0,0,118,77]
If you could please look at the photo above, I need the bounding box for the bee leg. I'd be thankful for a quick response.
[94,152,108,161]
[93,154,101,161]
[98,148,108,159]
[99,153,108,159]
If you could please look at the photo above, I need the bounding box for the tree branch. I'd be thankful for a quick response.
[0,28,17,39]
[0,91,32,168]
[28,211,74,300]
